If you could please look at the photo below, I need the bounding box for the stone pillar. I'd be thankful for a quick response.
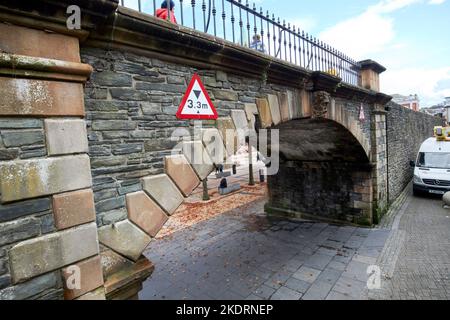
[0,24,104,300]
[359,60,386,92]
[370,105,388,224]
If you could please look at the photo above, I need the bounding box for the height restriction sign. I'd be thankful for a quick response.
[176,74,218,120]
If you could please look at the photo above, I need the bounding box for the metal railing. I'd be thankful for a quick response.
[120,0,362,86]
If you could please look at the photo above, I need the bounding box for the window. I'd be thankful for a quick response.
[417,152,450,169]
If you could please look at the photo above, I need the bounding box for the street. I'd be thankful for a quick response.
[138,184,450,300]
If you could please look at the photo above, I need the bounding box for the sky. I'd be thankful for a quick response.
[123,0,450,108]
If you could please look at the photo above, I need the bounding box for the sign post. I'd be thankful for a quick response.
[176,74,218,120]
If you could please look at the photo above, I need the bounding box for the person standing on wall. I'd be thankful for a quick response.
[156,0,178,24]
[250,34,266,54]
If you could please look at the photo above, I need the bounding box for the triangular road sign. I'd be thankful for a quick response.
[176,74,218,120]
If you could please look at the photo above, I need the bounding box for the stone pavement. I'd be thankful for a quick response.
[139,199,390,300]
[139,186,450,300]
[370,188,450,300]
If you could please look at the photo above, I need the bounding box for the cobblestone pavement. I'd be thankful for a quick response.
[139,199,390,300]
[139,188,450,300]
[370,189,450,300]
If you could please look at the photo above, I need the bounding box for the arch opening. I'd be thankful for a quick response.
[265,118,374,226]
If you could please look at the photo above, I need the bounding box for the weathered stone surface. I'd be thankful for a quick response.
[91,120,136,131]
[0,149,19,161]
[100,246,133,278]
[126,191,168,237]
[0,217,40,246]
[216,70,227,82]
[40,214,55,235]
[213,89,238,101]
[244,103,258,130]
[91,156,126,169]
[0,197,51,223]
[0,275,10,290]
[0,155,92,203]
[0,78,85,116]
[141,174,184,215]
[9,223,99,283]
[0,119,42,129]
[165,155,201,197]
[109,88,148,101]
[182,141,214,180]
[231,110,249,132]
[44,119,89,156]
[300,89,312,117]
[144,139,177,152]
[0,24,80,62]
[287,90,301,119]
[91,71,132,87]
[98,208,127,226]
[112,143,143,155]
[0,258,7,275]
[278,92,290,122]
[387,101,443,200]
[136,83,185,93]
[19,147,47,160]
[1,130,44,147]
[200,128,227,164]
[95,197,126,214]
[256,98,273,128]
[267,94,282,125]
[0,271,61,300]
[53,189,96,230]
[98,219,151,261]
[76,287,106,300]
[62,256,104,300]
[216,117,237,155]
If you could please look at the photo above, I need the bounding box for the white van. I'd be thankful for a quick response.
[411,130,450,196]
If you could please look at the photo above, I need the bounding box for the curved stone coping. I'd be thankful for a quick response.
[87,6,311,88]
[0,53,93,83]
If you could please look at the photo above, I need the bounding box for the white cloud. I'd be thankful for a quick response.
[289,18,317,33]
[319,11,395,58]
[382,67,450,107]
[318,0,448,106]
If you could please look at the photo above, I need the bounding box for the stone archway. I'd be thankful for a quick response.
[266,118,373,226]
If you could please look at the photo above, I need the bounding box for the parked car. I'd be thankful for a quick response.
[411,129,450,196]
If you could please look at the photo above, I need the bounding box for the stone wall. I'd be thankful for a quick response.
[386,102,443,202]
[0,24,104,300]
[80,47,309,226]
[267,161,373,225]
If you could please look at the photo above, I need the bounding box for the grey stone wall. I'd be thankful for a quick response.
[267,161,373,225]
[0,120,59,295]
[80,47,298,227]
[338,98,372,141]
[386,102,443,202]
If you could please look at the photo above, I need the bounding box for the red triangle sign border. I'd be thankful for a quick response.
[176,73,218,120]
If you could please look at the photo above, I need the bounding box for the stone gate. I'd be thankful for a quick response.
[0,0,442,300]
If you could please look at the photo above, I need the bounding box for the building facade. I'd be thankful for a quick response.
[392,94,420,111]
